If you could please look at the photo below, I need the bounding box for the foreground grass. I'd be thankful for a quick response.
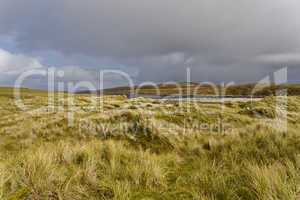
[1,130,300,200]
[1,89,300,199]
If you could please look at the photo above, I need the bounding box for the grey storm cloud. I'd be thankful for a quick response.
[0,0,300,84]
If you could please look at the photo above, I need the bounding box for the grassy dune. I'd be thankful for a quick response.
[1,88,300,199]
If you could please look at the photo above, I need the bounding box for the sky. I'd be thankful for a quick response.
[0,0,300,89]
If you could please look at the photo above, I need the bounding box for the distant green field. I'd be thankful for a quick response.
[97,83,300,96]
[1,87,300,199]
[0,87,49,98]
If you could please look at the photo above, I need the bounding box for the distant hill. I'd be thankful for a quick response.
[76,83,300,97]
[3,83,300,97]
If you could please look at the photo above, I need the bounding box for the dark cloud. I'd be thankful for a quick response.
[0,0,300,84]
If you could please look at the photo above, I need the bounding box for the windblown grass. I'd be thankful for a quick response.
[1,88,300,199]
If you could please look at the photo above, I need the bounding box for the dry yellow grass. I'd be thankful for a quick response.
[1,88,300,199]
